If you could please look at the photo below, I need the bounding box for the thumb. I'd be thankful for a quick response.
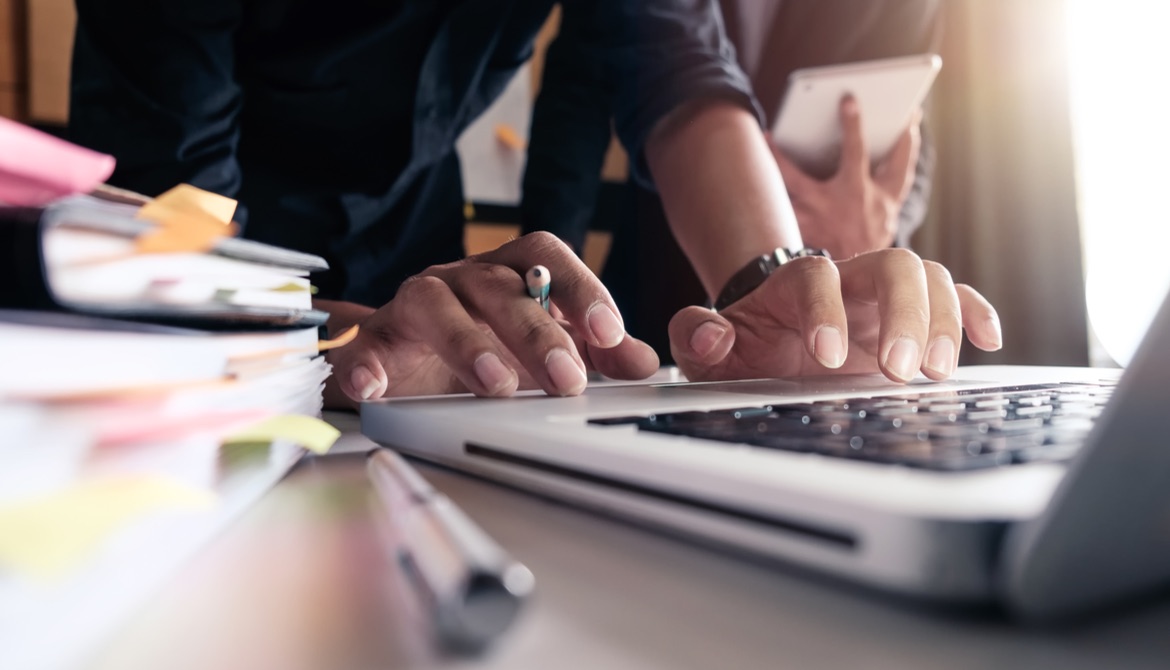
[668,306,736,381]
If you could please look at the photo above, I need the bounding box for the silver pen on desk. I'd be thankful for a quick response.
[366,448,535,653]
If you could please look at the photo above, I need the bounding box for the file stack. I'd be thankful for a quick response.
[0,117,350,669]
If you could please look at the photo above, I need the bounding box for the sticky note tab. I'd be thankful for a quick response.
[135,185,240,253]
[134,212,235,253]
[223,415,341,455]
[147,184,238,225]
[271,282,310,293]
[317,324,359,352]
[0,477,217,578]
[494,123,526,151]
[0,117,116,206]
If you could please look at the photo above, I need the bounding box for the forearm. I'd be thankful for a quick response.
[645,100,803,299]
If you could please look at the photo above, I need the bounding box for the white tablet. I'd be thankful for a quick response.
[770,54,941,177]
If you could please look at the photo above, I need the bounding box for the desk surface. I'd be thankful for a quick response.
[89,413,1170,670]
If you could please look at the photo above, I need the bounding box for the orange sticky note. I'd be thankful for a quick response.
[135,184,239,253]
[135,185,239,253]
[317,325,359,352]
[146,184,238,225]
[134,212,236,253]
[495,123,526,151]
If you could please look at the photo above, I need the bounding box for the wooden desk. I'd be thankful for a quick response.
[89,414,1170,670]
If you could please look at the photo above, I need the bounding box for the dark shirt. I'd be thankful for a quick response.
[522,0,941,251]
[520,0,941,360]
[69,0,758,307]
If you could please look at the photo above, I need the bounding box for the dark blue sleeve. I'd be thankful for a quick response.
[69,0,245,215]
[520,12,615,251]
[561,0,765,190]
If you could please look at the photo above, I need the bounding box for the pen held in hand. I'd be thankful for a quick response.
[525,265,550,312]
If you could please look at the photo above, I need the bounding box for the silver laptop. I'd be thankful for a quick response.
[362,290,1170,622]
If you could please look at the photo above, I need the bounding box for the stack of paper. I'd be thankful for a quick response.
[0,118,350,670]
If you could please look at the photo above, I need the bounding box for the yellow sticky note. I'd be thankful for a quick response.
[223,415,341,455]
[0,477,217,579]
[317,324,359,352]
[147,184,238,225]
[270,282,310,293]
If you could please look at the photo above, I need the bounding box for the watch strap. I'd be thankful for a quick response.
[713,247,829,311]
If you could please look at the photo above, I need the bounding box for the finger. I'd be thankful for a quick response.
[874,111,921,199]
[837,95,869,183]
[956,284,1003,352]
[430,262,588,396]
[920,261,963,380]
[762,256,850,369]
[838,249,930,383]
[330,328,392,403]
[586,335,661,380]
[668,307,736,379]
[389,276,520,397]
[470,231,627,349]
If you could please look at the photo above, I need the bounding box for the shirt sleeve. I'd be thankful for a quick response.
[69,0,245,212]
[520,12,616,251]
[561,0,765,190]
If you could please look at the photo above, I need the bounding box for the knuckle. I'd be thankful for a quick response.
[473,263,524,294]
[922,260,954,285]
[520,230,572,258]
[443,325,485,358]
[883,246,920,265]
[786,254,837,285]
[890,302,931,330]
[879,247,924,274]
[518,316,565,350]
[396,274,448,302]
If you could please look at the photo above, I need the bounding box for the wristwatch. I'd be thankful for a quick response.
[713,247,830,312]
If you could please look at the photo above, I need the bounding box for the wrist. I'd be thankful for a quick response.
[713,247,830,311]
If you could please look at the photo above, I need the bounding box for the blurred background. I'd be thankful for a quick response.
[3,0,1167,369]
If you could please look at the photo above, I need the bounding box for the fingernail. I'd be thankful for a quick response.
[843,96,859,116]
[351,365,381,400]
[885,337,921,381]
[587,302,625,348]
[474,352,516,395]
[546,348,587,395]
[814,326,846,369]
[690,321,727,358]
[986,316,1004,350]
[924,337,956,377]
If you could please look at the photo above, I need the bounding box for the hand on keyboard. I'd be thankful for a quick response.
[667,249,1003,384]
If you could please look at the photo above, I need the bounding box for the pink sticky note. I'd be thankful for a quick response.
[0,117,116,206]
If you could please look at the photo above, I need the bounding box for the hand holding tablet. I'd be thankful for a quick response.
[771,54,941,178]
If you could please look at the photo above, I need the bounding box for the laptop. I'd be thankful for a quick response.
[361,290,1170,622]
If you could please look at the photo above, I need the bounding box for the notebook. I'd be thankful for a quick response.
[0,197,329,329]
[362,288,1170,623]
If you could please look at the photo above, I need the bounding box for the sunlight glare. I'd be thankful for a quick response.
[1067,0,1170,366]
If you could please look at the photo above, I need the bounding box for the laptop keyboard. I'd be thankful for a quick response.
[587,382,1116,471]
